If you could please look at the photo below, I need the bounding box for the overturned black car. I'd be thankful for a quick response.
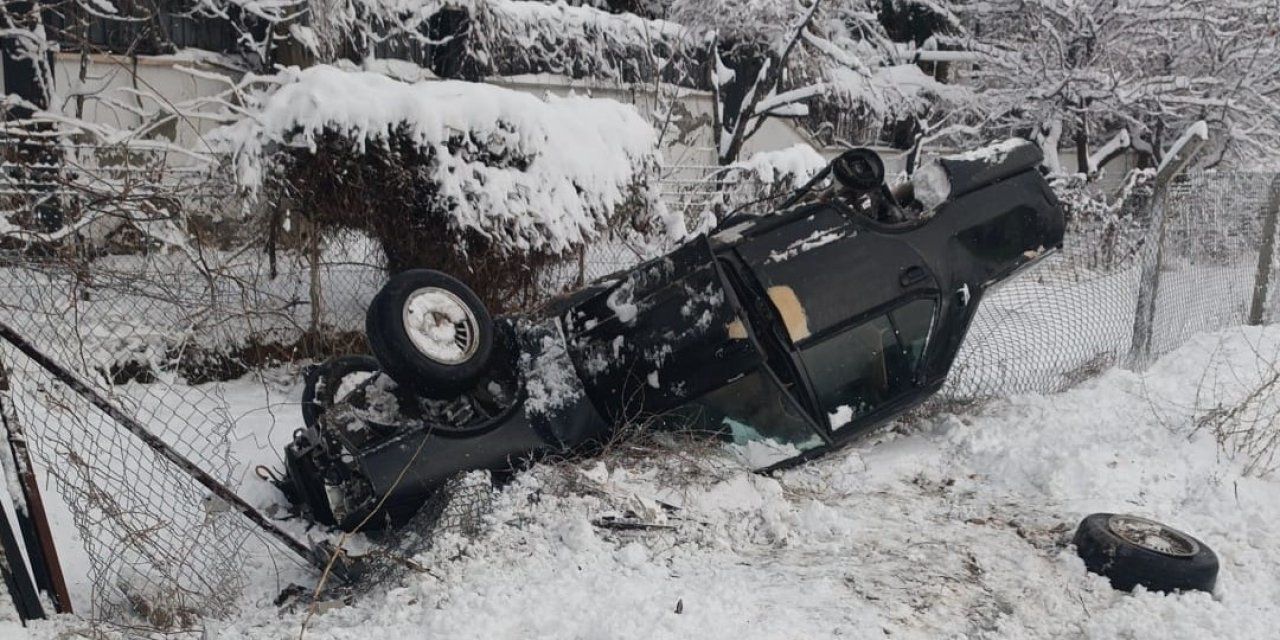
[282,139,1066,530]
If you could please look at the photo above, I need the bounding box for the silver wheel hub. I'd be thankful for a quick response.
[402,287,480,365]
[1107,515,1198,557]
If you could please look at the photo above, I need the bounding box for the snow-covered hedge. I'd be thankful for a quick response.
[469,1,689,82]
[215,65,668,257]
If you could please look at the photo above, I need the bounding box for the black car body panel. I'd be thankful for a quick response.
[562,239,763,422]
[282,140,1067,530]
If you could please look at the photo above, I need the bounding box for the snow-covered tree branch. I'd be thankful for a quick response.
[954,0,1280,173]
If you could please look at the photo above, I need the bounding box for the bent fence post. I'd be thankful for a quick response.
[0,497,44,623]
[0,389,72,614]
[1127,125,1209,370]
[1247,175,1280,326]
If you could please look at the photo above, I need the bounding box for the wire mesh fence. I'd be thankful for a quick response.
[945,171,1280,400]
[0,151,1278,631]
[0,254,256,628]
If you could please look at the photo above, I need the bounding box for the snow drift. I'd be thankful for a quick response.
[175,325,1278,639]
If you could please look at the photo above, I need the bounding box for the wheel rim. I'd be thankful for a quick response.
[402,287,481,365]
[1107,515,1199,557]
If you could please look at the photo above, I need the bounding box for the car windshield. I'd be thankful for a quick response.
[665,368,824,455]
[797,298,935,429]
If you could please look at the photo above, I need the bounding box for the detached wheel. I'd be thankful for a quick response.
[301,355,381,430]
[367,270,494,399]
[1073,513,1218,593]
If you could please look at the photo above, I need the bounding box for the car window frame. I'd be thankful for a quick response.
[706,255,833,449]
[789,293,940,434]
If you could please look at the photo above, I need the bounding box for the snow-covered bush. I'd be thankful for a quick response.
[214,65,676,309]
[463,1,691,82]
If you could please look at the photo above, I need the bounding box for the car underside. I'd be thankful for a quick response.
[281,139,1067,531]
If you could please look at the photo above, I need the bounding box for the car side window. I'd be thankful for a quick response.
[890,298,934,366]
[799,298,935,430]
[665,369,824,454]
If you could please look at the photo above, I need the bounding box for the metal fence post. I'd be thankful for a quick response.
[1247,175,1280,326]
[1127,126,1209,370]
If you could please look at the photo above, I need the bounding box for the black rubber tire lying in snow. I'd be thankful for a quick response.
[301,354,382,430]
[366,269,495,400]
[1073,513,1218,593]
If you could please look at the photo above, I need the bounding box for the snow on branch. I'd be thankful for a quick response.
[195,0,697,83]
[1086,129,1131,174]
[1157,120,1208,175]
[670,0,815,48]
[467,0,693,82]
[956,0,1280,168]
[211,65,664,255]
[729,143,827,188]
[693,142,827,230]
[754,84,828,115]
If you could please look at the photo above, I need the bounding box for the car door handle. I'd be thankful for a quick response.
[899,266,928,287]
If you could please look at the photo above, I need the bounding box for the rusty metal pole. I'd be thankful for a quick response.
[0,366,72,613]
[1127,126,1209,370]
[1247,175,1280,326]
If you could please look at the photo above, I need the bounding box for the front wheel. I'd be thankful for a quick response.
[367,270,495,399]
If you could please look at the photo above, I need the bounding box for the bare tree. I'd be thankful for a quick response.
[952,0,1280,173]
[672,0,975,165]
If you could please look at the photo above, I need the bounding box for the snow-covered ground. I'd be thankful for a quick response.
[8,324,1279,639]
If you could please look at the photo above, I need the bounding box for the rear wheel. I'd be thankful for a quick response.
[367,270,495,399]
[1073,513,1218,593]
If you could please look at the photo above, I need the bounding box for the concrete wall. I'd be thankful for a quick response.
[49,53,240,157]
[487,73,816,170]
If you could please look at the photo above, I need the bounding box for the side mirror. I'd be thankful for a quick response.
[832,148,885,193]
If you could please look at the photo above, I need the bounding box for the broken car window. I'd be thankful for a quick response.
[666,369,824,453]
[890,298,934,366]
[800,298,936,428]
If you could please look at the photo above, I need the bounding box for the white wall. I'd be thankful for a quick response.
[47,52,242,161]
[31,56,1140,197]
[487,73,825,170]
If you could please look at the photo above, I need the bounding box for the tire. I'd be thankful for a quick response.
[1073,513,1218,593]
[367,270,494,399]
[300,354,381,430]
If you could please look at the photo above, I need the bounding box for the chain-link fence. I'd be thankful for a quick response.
[0,253,257,627]
[945,171,1280,400]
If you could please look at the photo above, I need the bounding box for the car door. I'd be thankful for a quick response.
[730,205,941,435]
